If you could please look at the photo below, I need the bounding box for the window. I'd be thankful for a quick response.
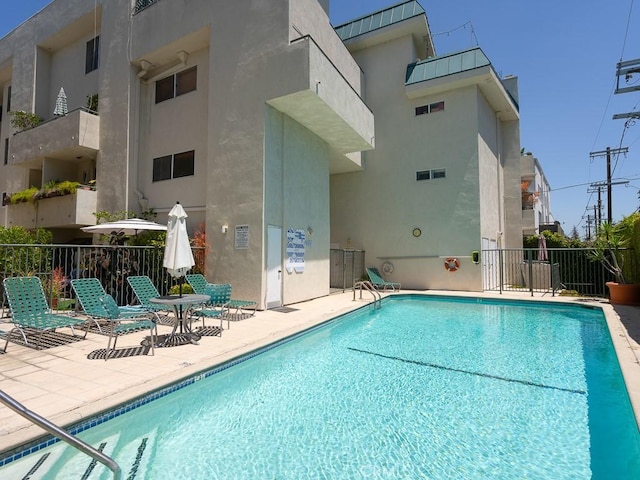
[176,67,197,96]
[153,150,195,182]
[6,86,11,112]
[173,150,195,178]
[155,76,174,104]
[415,101,444,116]
[155,66,197,104]
[3,138,8,165]
[429,101,445,113]
[85,36,100,74]
[416,168,446,181]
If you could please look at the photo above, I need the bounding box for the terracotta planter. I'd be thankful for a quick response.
[606,282,640,306]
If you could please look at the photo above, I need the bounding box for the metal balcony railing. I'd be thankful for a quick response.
[134,0,160,14]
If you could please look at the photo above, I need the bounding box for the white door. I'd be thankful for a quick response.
[266,225,282,308]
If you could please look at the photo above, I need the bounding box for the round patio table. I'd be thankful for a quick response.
[149,294,209,347]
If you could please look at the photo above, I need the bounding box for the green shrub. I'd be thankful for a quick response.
[9,110,42,131]
[168,283,194,295]
[9,187,38,204]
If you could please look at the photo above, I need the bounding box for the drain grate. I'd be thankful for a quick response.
[270,307,299,313]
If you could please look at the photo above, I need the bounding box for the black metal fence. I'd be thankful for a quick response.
[481,248,637,297]
[0,244,206,313]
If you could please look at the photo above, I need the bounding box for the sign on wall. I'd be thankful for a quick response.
[286,228,306,273]
[235,225,249,249]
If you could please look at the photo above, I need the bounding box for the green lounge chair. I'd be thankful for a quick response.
[71,278,157,360]
[189,283,230,333]
[366,267,401,292]
[186,274,257,319]
[127,276,175,326]
[2,276,88,351]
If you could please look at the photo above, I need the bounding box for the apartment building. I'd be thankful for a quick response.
[521,152,556,236]
[330,2,522,291]
[0,0,523,304]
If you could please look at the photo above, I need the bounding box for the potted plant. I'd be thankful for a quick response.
[9,110,42,131]
[46,267,67,309]
[589,213,640,305]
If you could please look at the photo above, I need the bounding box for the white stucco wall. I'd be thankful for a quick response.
[331,37,498,291]
[136,48,209,213]
[477,89,502,246]
[265,108,330,305]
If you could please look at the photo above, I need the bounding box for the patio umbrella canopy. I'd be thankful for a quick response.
[81,218,167,236]
[163,202,195,296]
[53,87,68,116]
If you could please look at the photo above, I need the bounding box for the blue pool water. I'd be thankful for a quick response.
[3,296,640,479]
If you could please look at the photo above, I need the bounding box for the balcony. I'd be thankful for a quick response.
[267,36,375,173]
[5,189,97,229]
[9,108,99,167]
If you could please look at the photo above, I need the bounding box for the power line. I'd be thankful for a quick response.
[619,0,635,62]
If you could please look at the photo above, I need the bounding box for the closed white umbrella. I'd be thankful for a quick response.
[53,87,68,116]
[163,202,195,296]
[537,234,548,261]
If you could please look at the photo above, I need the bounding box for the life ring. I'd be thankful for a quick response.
[444,257,460,272]
[381,261,394,275]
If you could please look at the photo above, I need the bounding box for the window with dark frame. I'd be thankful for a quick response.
[155,76,174,104]
[3,138,8,165]
[152,155,172,182]
[416,170,431,181]
[176,67,197,96]
[6,86,11,112]
[415,101,445,116]
[429,101,445,113]
[85,36,100,74]
[173,150,195,178]
[155,66,197,104]
[416,168,446,181]
[152,150,195,182]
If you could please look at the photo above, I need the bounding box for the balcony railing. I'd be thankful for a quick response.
[134,0,160,14]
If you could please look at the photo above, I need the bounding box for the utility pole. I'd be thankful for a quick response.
[589,147,629,224]
[583,214,593,240]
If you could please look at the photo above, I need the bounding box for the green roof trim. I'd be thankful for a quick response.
[405,47,492,85]
[334,0,425,41]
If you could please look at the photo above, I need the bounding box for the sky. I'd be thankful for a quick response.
[2,1,640,238]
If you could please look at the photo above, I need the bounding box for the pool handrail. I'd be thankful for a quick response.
[353,280,382,308]
[0,389,122,479]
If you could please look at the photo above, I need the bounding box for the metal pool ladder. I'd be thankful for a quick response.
[353,281,382,309]
[0,389,122,480]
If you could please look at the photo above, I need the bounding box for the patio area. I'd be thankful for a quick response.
[1,289,639,459]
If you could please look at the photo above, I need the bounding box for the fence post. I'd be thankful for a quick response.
[499,249,503,294]
[528,254,534,297]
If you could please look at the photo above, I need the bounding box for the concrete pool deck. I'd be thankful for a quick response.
[1,290,639,456]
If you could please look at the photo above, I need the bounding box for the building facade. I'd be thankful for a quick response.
[330,2,521,291]
[0,0,524,305]
[520,152,556,237]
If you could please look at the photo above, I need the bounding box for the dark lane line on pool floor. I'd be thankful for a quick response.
[347,347,586,395]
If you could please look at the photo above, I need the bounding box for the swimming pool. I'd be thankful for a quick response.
[3,295,640,479]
